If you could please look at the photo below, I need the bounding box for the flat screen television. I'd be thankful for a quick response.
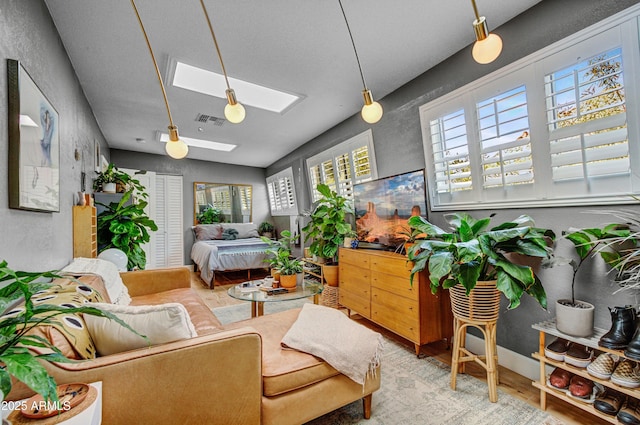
[353,169,428,251]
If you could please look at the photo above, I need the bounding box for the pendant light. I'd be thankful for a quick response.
[200,0,246,124]
[131,0,188,159]
[338,0,383,124]
[470,0,503,64]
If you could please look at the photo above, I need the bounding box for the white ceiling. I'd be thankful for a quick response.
[44,0,542,168]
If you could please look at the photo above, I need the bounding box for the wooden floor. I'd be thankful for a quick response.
[190,270,608,425]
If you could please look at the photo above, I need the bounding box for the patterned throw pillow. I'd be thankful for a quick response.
[5,280,105,360]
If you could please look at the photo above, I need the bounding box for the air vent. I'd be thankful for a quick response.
[195,113,225,127]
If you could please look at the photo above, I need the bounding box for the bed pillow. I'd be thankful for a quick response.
[194,224,223,241]
[83,302,198,356]
[220,223,259,239]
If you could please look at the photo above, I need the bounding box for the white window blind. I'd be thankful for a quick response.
[306,129,377,202]
[266,167,298,216]
[420,15,640,210]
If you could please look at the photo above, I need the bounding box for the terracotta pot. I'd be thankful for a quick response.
[280,274,297,289]
[323,264,339,287]
[271,269,281,281]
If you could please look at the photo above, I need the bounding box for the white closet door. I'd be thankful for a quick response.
[154,175,184,268]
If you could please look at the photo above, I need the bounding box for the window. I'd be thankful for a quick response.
[420,13,640,210]
[266,167,298,216]
[306,129,377,202]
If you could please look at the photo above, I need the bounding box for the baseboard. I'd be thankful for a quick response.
[465,333,545,381]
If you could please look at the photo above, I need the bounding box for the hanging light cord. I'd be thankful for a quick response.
[471,0,481,20]
[200,0,231,90]
[130,0,175,127]
[338,0,368,90]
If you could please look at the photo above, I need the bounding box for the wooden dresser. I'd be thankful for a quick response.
[339,248,453,355]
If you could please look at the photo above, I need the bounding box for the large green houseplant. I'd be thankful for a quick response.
[0,261,138,403]
[407,213,556,310]
[301,184,354,262]
[96,189,158,270]
[301,184,354,286]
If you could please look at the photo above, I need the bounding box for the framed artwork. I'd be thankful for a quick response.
[7,59,60,212]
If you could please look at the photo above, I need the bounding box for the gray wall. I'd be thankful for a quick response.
[0,1,109,271]
[110,149,269,264]
[267,0,640,358]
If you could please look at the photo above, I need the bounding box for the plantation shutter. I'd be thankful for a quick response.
[306,129,377,203]
[477,85,534,189]
[266,167,298,216]
[544,46,631,198]
[154,174,184,268]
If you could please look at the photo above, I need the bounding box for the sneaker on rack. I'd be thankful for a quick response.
[564,343,594,368]
[611,359,640,388]
[544,337,570,361]
[587,353,620,380]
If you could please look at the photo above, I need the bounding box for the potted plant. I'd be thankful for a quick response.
[0,261,139,404]
[301,184,354,286]
[93,163,147,194]
[258,222,275,239]
[407,213,556,310]
[277,256,303,289]
[261,230,299,280]
[96,188,158,270]
[395,223,426,256]
[556,223,631,337]
[196,205,224,224]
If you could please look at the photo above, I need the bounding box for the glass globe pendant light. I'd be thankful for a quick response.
[131,0,188,159]
[200,0,246,124]
[470,0,503,64]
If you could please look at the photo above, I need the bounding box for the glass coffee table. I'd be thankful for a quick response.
[227,279,323,317]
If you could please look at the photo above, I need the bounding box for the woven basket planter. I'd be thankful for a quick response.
[320,285,340,308]
[449,280,501,322]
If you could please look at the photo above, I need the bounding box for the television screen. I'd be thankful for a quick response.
[353,169,427,249]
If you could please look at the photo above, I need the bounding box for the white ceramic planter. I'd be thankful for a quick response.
[555,299,595,337]
[103,182,117,193]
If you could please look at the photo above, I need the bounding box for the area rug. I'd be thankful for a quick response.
[211,303,562,425]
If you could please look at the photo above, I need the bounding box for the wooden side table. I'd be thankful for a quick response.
[4,381,102,425]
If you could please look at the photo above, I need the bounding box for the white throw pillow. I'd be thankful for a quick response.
[83,302,198,356]
[62,257,131,305]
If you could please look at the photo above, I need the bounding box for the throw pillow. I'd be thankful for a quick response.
[219,223,259,239]
[15,280,106,360]
[83,302,198,356]
[62,257,131,305]
[194,224,223,241]
[222,228,239,240]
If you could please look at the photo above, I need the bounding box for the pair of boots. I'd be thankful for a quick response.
[599,306,640,360]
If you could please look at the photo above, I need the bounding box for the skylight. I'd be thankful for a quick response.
[159,133,236,152]
[172,61,300,113]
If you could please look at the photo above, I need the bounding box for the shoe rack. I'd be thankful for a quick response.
[532,319,640,424]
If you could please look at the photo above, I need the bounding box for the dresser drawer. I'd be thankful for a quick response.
[340,264,371,289]
[339,249,371,268]
[371,287,420,322]
[371,303,420,343]
[371,272,419,302]
[369,255,411,278]
[339,291,370,318]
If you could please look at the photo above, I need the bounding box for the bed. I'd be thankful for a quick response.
[190,223,271,288]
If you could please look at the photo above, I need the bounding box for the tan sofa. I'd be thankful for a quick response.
[7,268,380,425]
